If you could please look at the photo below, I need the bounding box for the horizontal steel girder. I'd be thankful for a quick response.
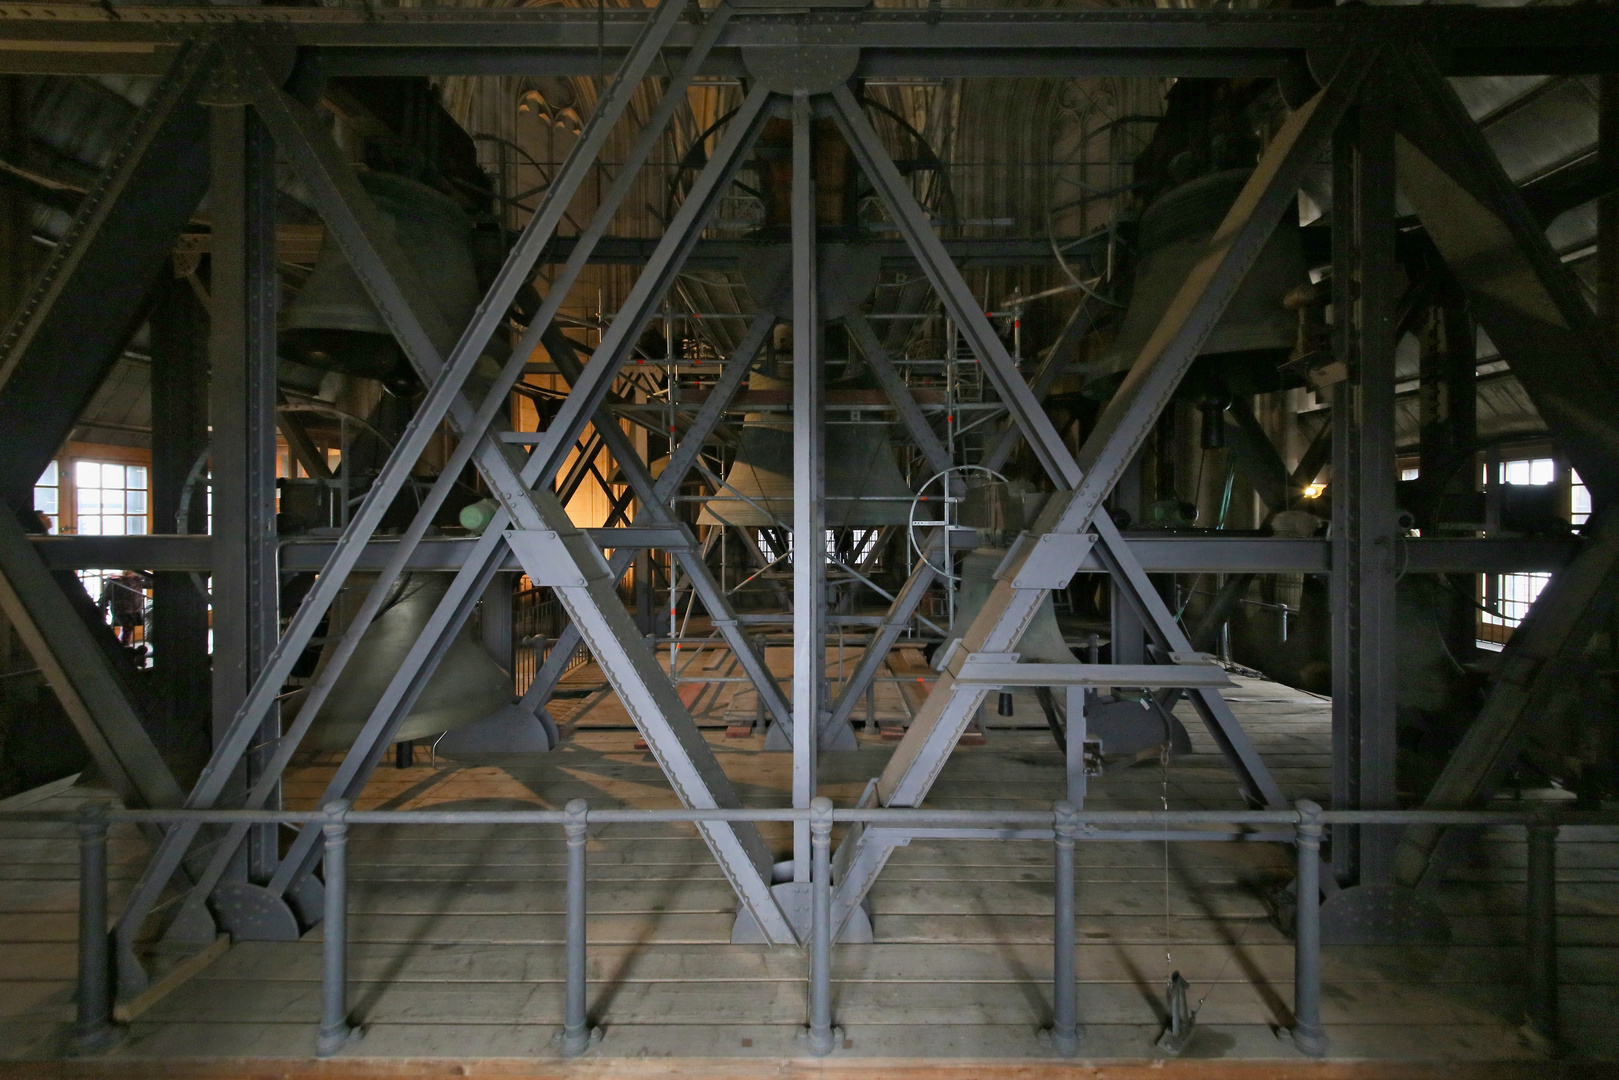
[1,8,1616,77]
[28,534,1582,576]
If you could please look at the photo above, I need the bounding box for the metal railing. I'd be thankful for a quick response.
[7,800,1610,1061]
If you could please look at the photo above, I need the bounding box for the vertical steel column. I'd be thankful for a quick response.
[806,796,836,1057]
[1525,817,1559,1044]
[1064,687,1087,807]
[315,800,355,1057]
[1602,73,1619,336]
[561,798,593,1055]
[1330,85,1400,885]
[70,801,117,1055]
[208,103,280,877]
[1290,800,1327,1057]
[1050,800,1080,1057]
[790,92,824,883]
[149,278,212,768]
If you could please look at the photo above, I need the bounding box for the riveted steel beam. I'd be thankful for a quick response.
[4,8,1615,77]
[1329,79,1402,886]
[790,91,825,883]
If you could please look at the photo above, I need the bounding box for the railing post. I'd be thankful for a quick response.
[316,799,357,1057]
[1050,799,1080,1056]
[806,796,837,1056]
[561,798,594,1056]
[1525,815,1559,1046]
[71,801,118,1054]
[1289,799,1327,1057]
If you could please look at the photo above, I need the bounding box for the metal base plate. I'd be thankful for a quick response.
[1319,882,1451,946]
[284,870,326,933]
[731,881,874,944]
[210,881,300,942]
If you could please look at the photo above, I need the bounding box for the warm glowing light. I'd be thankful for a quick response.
[1303,483,1326,499]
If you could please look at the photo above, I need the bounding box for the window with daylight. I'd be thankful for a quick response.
[74,461,148,536]
[1476,456,1560,645]
[756,530,855,564]
[1498,456,1554,486]
[1571,469,1591,526]
[1482,571,1550,631]
[33,462,58,534]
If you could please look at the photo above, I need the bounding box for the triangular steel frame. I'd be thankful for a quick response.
[113,3,821,989]
[822,56,1374,932]
[1376,44,1619,887]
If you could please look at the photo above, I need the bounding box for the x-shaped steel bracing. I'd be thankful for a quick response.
[26,19,1609,981]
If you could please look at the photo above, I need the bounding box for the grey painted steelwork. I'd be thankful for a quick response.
[315,800,356,1058]
[823,553,938,734]
[1289,800,1328,1058]
[114,33,606,961]
[0,39,212,512]
[516,312,780,734]
[534,236,1106,270]
[845,313,951,474]
[31,799,1599,1062]
[806,796,836,1057]
[70,802,117,1056]
[543,330,795,741]
[112,2,741,967]
[1050,800,1080,1057]
[952,661,1231,690]
[791,91,826,880]
[979,297,1101,475]
[247,68,780,918]
[824,55,1370,932]
[9,12,1614,1012]
[1388,45,1619,887]
[1330,77,1401,886]
[207,101,282,883]
[7,7,1616,78]
[0,508,181,809]
[28,532,1583,576]
[561,799,593,1056]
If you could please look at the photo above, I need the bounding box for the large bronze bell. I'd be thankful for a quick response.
[286,573,514,751]
[1086,167,1309,400]
[941,549,1075,666]
[943,482,1073,665]
[696,372,915,530]
[281,172,482,382]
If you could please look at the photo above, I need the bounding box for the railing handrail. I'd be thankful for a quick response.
[45,793,1582,1061]
[4,804,1616,828]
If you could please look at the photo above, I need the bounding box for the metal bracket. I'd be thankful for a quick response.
[997,531,1097,589]
[504,529,610,588]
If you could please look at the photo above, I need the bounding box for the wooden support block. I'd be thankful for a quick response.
[114,933,230,1023]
